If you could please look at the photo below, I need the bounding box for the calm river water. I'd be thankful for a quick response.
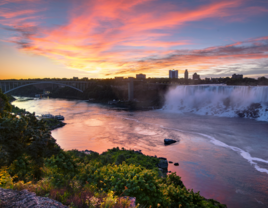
[13,97,268,208]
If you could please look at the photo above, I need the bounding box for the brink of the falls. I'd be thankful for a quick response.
[163,85,268,121]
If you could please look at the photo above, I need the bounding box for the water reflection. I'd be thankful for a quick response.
[13,97,268,208]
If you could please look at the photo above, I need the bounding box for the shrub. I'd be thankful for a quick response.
[78,162,167,207]
[0,167,13,189]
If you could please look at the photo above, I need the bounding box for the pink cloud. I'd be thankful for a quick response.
[1,0,268,77]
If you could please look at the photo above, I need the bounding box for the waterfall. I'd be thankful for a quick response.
[163,85,268,121]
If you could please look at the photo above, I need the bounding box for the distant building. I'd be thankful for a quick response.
[136,74,146,79]
[115,77,124,80]
[128,77,134,101]
[184,69,188,80]
[169,70,178,79]
[211,78,219,82]
[73,77,79,80]
[205,78,210,81]
[193,73,200,80]
[82,77,88,80]
[232,74,243,79]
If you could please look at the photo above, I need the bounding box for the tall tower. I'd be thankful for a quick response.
[169,70,178,79]
[184,69,188,80]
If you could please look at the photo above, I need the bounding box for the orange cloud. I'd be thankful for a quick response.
[1,0,268,78]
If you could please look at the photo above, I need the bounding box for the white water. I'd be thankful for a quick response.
[163,85,268,121]
[198,133,268,174]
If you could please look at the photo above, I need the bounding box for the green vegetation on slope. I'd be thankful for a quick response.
[0,89,227,208]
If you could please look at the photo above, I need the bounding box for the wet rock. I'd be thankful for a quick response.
[169,161,173,163]
[164,138,177,145]
[0,188,67,208]
[158,168,168,178]
[174,163,179,166]
[158,158,168,169]
[236,103,262,118]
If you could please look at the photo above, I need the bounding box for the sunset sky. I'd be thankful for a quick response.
[0,0,268,79]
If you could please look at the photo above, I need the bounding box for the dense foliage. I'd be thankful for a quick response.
[0,90,227,207]
[0,90,60,179]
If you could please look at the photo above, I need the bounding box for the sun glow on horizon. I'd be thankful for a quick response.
[0,0,268,79]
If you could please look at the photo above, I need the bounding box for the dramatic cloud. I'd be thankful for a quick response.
[0,0,268,78]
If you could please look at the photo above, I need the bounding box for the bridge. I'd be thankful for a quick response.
[0,78,171,101]
[0,80,91,94]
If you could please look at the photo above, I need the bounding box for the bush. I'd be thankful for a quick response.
[77,162,167,207]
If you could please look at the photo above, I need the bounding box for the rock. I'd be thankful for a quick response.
[236,103,262,119]
[169,161,173,163]
[164,138,177,145]
[174,163,179,166]
[158,168,168,178]
[0,188,67,208]
[158,158,168,169]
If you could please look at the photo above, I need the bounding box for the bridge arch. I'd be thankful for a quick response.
[3,81,83,94]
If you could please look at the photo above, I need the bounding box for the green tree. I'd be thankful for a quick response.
[0,90,60,180]
[0,89,12,117]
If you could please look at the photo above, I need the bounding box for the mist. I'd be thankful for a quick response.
[163,85,268,121]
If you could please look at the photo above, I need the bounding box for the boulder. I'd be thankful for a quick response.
[169,161,173,163]
[174,163,179,166]
[164,138,177,145]
[0,188,67,208]
[236,103,262,119]
[158,158,168,169]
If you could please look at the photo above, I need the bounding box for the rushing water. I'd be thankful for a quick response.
[164,85,268,121]
[13,96,268,208]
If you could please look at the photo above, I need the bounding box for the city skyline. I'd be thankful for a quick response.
[0,0,268,79]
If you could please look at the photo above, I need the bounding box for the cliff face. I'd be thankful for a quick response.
[0,188,67,208]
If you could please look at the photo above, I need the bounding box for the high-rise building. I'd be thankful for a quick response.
[169,70,178,79]
[136,74,146,79]
[184,69,188,79]
[193,73,200,80]
[232,74,243,79]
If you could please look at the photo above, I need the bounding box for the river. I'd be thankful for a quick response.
[13,96,268,208]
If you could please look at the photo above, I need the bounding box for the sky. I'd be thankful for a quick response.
[0,0,268,79]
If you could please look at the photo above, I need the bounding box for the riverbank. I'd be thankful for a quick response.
[0,91,227,207]
[43,118,66,130]
[0,147,227,208]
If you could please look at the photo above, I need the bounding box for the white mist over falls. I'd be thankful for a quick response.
[164,85,268,121]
